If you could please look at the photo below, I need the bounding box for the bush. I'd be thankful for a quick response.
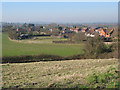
[72,32,87,42]
[84,37,114,59]
[8,30,20,40]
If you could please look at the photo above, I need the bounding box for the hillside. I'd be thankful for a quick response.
[2,59,118,88]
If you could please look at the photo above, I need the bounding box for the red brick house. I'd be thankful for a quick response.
[99,28,114,38]
[70,27,79,33]
[99,29,106,37]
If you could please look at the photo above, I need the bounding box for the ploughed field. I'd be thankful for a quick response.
[2,59,118,88]
[2,33,84,57]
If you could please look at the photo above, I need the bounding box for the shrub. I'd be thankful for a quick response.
[8,30,20,40]
[72,32,87,42]
[83,37,114,59]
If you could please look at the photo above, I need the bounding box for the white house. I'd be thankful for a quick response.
[85,33,95,37]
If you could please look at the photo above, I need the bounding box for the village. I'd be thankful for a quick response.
[4,23,116,42]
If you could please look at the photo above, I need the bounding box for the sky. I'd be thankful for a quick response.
[2,2,118,24]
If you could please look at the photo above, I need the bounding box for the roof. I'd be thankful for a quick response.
[99,29,106,33]
[64,30,73,33]
[86,29,94,34]
[70,27,79,30]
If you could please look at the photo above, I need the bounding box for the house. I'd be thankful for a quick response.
[99,29,106,37]
[85,33,95,37]
[16,27,23,32]
[63,29,73,34]
[70,27,77,31]
[94,29,99,32]
[62,30,65,33]
[49,29,53,32]
[105,34,110,38]
[73,28,79,33]
[28,24,35,31]
[70,27,80,33]
[43,26,46,29]
[98,28,114,38]
[85,29,95,37]
[85,32,95,37]
[16,28,19,32]
[81,29,86,32]
[63,27,66,31]
[105,28,114,38]
[80,28,88,32]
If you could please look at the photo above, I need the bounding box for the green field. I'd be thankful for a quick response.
[2,33,84,57]
[2,59,118,88]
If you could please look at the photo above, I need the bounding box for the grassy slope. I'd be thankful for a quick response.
[2,59,118,88]
[2,33,84,56]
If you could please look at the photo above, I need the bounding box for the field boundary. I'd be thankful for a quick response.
[2,53,118,63]
[8,36,81,44]
[2,58,118,65]
[8,37,22,43]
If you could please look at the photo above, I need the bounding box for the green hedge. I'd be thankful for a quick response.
[2,54,64,63]
[2,52,117,63]
[65,54,85,60]
[2,54,87,63]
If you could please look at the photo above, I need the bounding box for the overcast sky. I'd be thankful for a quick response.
[2,2,118,23]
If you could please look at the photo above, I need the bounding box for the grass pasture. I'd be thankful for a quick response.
[2,33,84,57]
[2,59,118,88]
